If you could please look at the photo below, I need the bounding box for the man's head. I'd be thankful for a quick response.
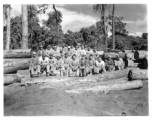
[40,45,43,50]
[56,55,61,60]
[49,54,53,59]
[81,46,84,50]
[98,57,102,62]
[72,54,76,60]
[47,45,50,50]
[42,53,46,60]
[89,54,93,59]
[108,55,112,60]
[32,51,37,58]
[65,52,68,58]
[68,46,71,50]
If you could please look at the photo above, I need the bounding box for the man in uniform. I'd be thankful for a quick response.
[69,54,79,77]
[115,55,124,70]
[79,55,86,77]
[87,54,96,75]
[49,54,57,76]
[37,45,45,58]
[56,55,64,76]
[105,56,115,71]
[39,52,50,76]
[94,57,106,74]
[29,51,40,78]
[63,52,71,76]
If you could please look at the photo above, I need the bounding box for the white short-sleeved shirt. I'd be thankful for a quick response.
[80,49,86,55]
[95,60,105,68]
[39,57,49,65]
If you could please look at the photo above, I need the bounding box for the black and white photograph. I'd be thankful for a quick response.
[3,2,148,116]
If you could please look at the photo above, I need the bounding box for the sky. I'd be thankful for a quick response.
[10,4,147,37]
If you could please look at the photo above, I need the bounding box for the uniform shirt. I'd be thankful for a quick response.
[63,57,71,65]
[88,58,96,67]
[86,50,93,57]
[80,49,86,56]
[105,59,114,66]
[70,59,79,69]
[56,59,64,68]
[29,57,39,66]
[49,57,57,66]
[95,60,105,68]
[79,58,86,69]
[39,57,49,66]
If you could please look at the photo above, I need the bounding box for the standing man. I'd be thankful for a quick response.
[79,55,86,77]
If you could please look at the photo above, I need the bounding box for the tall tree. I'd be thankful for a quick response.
[93,4,109,49]
[4,4,11,50]
[112,4,115,49]
[21,4,28,49]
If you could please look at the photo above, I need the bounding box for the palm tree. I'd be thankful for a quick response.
[3,4,11,50]
[52,4,62,45]
[93,4,109,49]
[21,4,28,49]
[112,4,115,50]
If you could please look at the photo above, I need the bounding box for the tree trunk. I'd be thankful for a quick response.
[22,5,28,49]
[5,6,10,50]
[112,4,115,50]
[4,49,31,58]
[65,80,143,94]
[128,69,148,80]
[4,59,29,74]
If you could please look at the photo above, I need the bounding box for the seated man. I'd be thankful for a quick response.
[105,56,115,71]
[56,55,64,76]
[49,54,57,76]
[94,57,106,74]
[87,54,96,75]
[39,52,50,76]
[69,54,79,77]
[115,55,124,70]
[29,51,40,78]
[63,52,71,76]
[79,55,86,77]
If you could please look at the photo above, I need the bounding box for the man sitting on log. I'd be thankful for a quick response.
[49,54,57,76]
[105,56,115,71]
[39,52,50,76]
[69,54,79,77]
[79,55,87,77]
[94,57,106,74]
[29,51,40,78]
[115,55,124,70]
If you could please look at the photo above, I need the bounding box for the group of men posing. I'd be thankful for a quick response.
[29,44,124,78]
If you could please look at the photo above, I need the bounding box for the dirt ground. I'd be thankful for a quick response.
[4,76,148,116]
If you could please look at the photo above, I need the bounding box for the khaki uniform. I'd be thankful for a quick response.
[39,57,50,73]
[79,58,86,77]
[94,60,106,74]
[69,59,79,77]
[29,57,40,76]
[49,57,57,73]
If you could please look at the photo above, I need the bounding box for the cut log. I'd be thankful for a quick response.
[4,59,30,67]
[134,50,147,60]
[4,74,21,85]
[128,69,148,81]
[103,52,126,59]
[3,49,31,58]
[4,60,29,74]
[65,80,143,94]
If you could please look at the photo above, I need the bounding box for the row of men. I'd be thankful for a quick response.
[29,45,124,78]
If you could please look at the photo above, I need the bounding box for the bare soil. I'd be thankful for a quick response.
[4,77,148,116]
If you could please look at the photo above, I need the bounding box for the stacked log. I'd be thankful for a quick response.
[3,49,31,58]
[128,69,148,80]
[4,59,30,74]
